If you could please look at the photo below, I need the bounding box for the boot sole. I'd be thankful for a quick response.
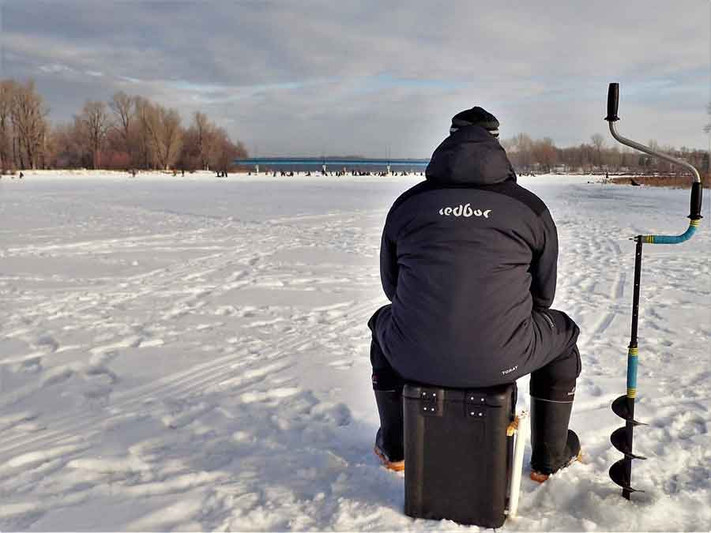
[373,445,405,472]
[530,449,582,483]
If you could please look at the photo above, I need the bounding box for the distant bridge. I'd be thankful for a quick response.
[233,157,430,172]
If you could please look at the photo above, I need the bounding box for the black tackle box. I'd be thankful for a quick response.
[403,382,517,528]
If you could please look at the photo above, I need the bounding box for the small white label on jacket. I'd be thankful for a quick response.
[501,365,518,375]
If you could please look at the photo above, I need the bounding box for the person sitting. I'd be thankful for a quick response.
[369,106,581,481]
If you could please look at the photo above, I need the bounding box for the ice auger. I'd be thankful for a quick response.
[604,82,703,499]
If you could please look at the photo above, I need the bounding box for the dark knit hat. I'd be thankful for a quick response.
[450,106,499,137]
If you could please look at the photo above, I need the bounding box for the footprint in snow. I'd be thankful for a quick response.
[328,359,354,370]
[34,334,59,353]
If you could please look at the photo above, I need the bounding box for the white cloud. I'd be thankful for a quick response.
[2,0,708,155]
[38,63,74,75]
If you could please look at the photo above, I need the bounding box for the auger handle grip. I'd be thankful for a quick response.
[689,182,703,220]
[606,82,620,122]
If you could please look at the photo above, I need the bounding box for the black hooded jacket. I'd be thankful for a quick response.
[375,125,558,387]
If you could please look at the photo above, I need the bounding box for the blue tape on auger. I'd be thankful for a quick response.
[642,221,698,244]
[626,347,638,398]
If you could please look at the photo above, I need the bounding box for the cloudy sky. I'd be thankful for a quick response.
[1,0,708,157]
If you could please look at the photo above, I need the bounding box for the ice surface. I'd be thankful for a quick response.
[0,171,709,531]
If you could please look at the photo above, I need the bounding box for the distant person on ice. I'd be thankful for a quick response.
[369,106,581,481]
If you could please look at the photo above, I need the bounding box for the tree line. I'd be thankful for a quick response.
[0,78,247,173]
[501,132,709,178]
[0,77,707,177]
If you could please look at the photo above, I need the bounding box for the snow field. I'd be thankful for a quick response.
[0,172,709,531]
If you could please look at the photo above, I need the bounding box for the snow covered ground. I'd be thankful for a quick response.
[1,171,709,531]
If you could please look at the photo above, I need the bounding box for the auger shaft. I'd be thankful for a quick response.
[610,237,644,498]
[622,237,643,500]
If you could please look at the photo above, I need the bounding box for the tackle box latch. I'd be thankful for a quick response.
[420,390,441,416]
[465,392,488,418]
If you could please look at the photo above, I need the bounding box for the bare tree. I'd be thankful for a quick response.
[193,111,215,170]
[533,137,557,172]
[0,80,17,171]
[209,127,248,174]
[48,121,85,169]
[109,91,134,156]
[134,96,155,169]
[177,126,199,171]
[77,100,111,169]
[704,102,710,134]
[591,133,605,167]
[506,133,534,172]
[143,103,183,170]
[10,80,49,170]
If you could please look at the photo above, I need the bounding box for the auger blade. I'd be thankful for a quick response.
[610,427,631,454]
[610,427,647,461]
[612,395,631,419]
[611,396,647,425]
[610,427,647,459]
[609,459,643,494]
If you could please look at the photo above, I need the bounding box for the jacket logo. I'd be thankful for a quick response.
[438,203,491,218]
[501,365,518,375]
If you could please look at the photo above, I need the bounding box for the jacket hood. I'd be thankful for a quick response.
[425,125,517,186]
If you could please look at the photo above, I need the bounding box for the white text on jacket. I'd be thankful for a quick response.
[438,204,492,218]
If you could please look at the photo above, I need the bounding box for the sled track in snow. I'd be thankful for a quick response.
[1,211,382,460]
[0,296,380,459]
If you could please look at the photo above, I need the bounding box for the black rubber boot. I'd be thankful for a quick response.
[373,389,404,468]
[530,397,581,479]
